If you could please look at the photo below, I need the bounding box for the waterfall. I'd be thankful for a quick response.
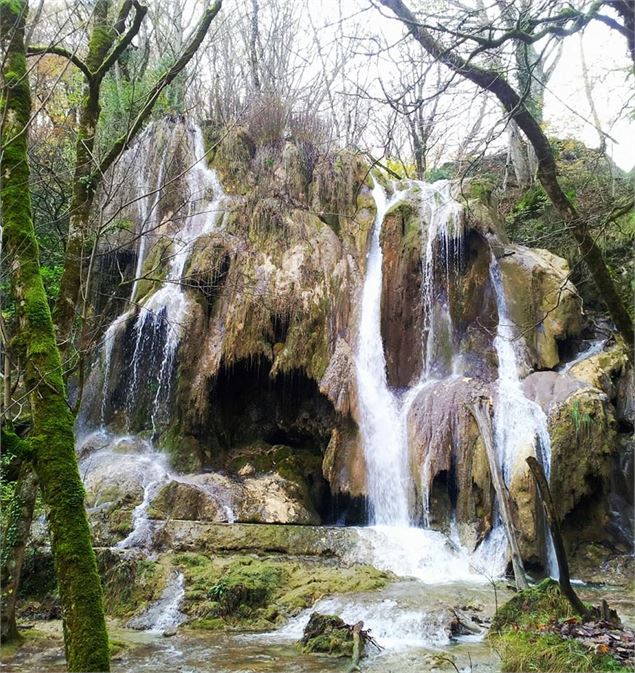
[419,181,464,380]
[355,180,411,526]
[128,571,187,635]
[486,253,558,576]
[356,179,467,529]
[95,119,226,434]
[130,123,226,434]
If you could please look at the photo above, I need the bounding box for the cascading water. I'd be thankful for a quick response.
[419,181,464,380]
[483,253,558,576]
[355,178,486,581]
[355,180,411,526]
[126,123,226,434]
[128,572,187,635]
[82,121,231,570]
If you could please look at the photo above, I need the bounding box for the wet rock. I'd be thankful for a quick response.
[498,245,583,371]
[322,424,367,500]
[301,613,355,657]
[237,474,320,525]
[83,454,146,546]
[568,343,633,424]
[523,378,617,549]
[406,377,493,548]
[148,471,320,526]
[380,195,424,387]
[148,477,235,523]
[155,522,360,556]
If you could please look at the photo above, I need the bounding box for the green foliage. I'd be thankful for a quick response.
[570,399,594,436]
[385,157,416,179]
[468,174,498,204]
[491,579,574,633]
[512,185,549,220]
[495,631,630,673]
[491,581,626,673]
[426,164,454,182]
[40,264,64,303]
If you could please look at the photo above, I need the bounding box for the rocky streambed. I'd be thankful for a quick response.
[5,522,634,672]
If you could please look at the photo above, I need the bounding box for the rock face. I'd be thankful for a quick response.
[380,195,424,387]
[498,246,582,372]
[77,116,628,567]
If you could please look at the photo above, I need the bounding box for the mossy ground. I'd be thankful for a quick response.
[173,552,391,631]
[490,580,629,672]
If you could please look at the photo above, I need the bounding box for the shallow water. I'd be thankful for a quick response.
[3,579,508,673]
[4,571,632,672]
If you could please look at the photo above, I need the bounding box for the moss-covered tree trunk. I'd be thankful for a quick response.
[0,460,37,643]
[0,1,110,669]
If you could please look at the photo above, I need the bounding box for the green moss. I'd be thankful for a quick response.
[494,631,630,673]
[1,1,110,668]
[98,552,170,619]
[132,237,174,304]
[491,579,572,633]
[301,613,353,657]
[491,581,627,673]
[174,552,391,631]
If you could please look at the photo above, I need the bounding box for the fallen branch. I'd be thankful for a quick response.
[526,456,589,619]
[470,397,529,590]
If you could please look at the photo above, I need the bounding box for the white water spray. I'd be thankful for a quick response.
[485,254,558,576]
[355,179,411,526]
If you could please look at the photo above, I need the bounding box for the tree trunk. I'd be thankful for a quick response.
[471,399,529,590]
[0,461,37,643]
[508,121,532,188]
[0,2,110,669]
[379,0,634,348]
[526,457,590,619]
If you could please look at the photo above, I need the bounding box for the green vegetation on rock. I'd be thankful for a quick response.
[174,552,391,631]
[490,580,628,673]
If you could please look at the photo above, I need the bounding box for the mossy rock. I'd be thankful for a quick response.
[301,612,354,657]
[174,551,391,631]
[207,559,282,616]
[490,580,628,672]
[490,579,572,633]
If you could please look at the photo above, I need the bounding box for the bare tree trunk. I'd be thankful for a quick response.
[378,0,634,349]
[249,0,261,92]
[471,399,529,590]
[526,457,590,619]
[1,2,110,668]
[0,462,37,643]
[508,121,532,188]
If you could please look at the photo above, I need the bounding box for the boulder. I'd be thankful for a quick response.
[406,377,493,549]
[498,246,583,371]
[148,471,320,526]
[523,373,617,550]
[568,343,633,424]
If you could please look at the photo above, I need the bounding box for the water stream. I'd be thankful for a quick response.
[486,253,558,576]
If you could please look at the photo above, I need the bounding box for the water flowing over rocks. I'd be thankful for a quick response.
[70,116,632,642]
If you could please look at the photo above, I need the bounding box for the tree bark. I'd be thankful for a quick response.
[526,457,590,619]
[0,461,37,643]
[0,2,110,669]
[471,399,529,590]
[379,0,634,348]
